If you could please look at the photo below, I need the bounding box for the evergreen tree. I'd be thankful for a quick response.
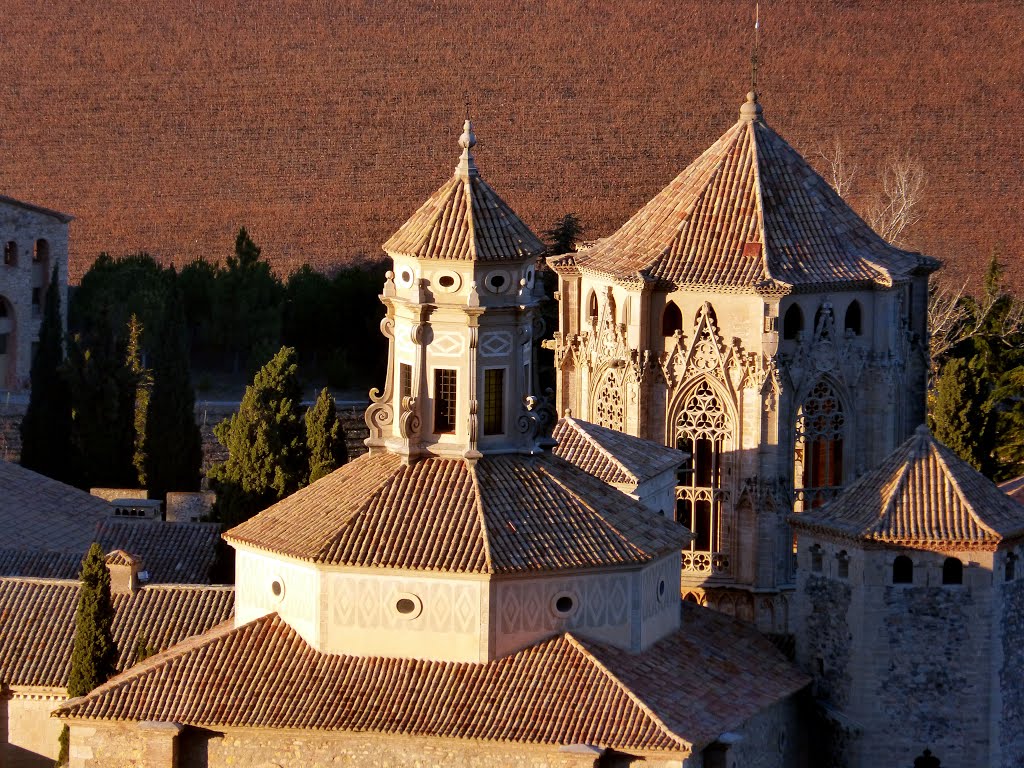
[20,265,73,482]
[64,317,139,490]
[305,387,348,483]
[133,632,157,664]
[145,283,202,500]
[930,355,997,475]
[541,213,584,254]
[58,542,117,765]
[125,315,152,487]
[208,346,308,527]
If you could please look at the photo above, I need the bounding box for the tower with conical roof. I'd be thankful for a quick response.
[791,425,1024,768]
[550,92,939,632]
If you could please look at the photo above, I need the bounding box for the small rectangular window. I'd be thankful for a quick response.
[399,363,412,402]
[433,369,457,434]
[31,287,41,309]
[483,369,504,435]
[3,242,15,266]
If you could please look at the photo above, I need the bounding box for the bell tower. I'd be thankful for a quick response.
[365,120,550,462]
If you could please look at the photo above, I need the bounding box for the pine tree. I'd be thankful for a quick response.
[305,387,348,483]
[20,265,73,482]
[145,283,202,500]
[58,542,117,765]
[930,355,997,475]
[208,346,308,527]
[541,213,584,254]
[125,315,152,487]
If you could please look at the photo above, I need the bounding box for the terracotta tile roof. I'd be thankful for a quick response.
[999,476,1024,506]
[0,550,84,579]
[792,426,1024,550]
[225,452,689,574]
[55,607,807,753]
[94,519,219,584]
[568,94,936,290]
[553,417,684,486]
[0,578,233,688]
[0,460,111,553]
[382,121,546,262]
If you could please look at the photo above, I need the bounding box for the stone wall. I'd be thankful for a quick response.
[1000,568,1024,767]
[800,575,852,708]
[712,692,808,768]
[1,688,65,768]
[68,722,690,768]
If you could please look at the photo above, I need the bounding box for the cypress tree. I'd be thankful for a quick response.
[145,283,202,500]
[20,265,73,482]
[305,387,348,483]
[930,355,997,475]
[125,315,152,487]
[58,542,117,765]
[208,346,308,527]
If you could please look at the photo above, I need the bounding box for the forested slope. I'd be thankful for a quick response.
[1,0,1020,288]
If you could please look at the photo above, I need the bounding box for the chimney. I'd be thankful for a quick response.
[105,550,142,594]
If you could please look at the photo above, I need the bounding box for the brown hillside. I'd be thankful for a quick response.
[1,0,1021,290]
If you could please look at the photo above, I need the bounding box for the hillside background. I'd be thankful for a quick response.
[1,0,1021,289]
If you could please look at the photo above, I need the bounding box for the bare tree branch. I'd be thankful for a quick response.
[818,138,857,199]
[867,155,925,247]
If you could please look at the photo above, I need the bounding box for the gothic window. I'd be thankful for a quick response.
[893,555,913,584]
[795,379,845,510]
[587,290,598,320]
[942,557,963,585]
[433,368,457,434]
[592,369,623,430]
[483,368,504,435]
[662,301,682,337]
[674,380,731,571]
[783,303,803,340]
[844,300,862,336]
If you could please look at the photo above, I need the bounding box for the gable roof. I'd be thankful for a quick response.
[791,425,1024,550]
[383,120,546,263]
[55,605,807,754]
[0,194,73,223]
[0,578,233,688]
[552,416,684,486]
[225,451,689,574]
[566,92,936,291]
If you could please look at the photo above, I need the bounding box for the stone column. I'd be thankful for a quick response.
[138,721,183,767]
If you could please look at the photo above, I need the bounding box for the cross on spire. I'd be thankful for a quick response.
[751,2,761,92]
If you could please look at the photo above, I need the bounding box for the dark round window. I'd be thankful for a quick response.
[271,580,283,598]
[658,579,666,599]
[396,598,417,615]
[400,269,412,283]
[555,595,574,614]
[489,274,506,288]
[438,275,455,288]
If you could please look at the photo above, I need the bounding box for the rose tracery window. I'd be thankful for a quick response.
[592,370,623,430]
[795,379,845,511]
[674,380,731,573]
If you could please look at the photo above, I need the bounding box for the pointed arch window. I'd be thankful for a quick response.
[674,379,731,573]
[795,379,845,510]
[662,301,682,337]
[587,290,598,321]
[844,300,862,336]
[592,369,623,431]
[783,304,803,340]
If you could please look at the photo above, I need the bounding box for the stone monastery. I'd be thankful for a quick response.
[45,92,1024,768]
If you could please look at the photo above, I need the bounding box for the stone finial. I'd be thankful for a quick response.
[915,423,931,437]
[456,119,478,177]
[739,91,763,122]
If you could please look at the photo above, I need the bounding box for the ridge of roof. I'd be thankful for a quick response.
[0,194,74,223]
[553,417,684,486]
[792,426,1024,549]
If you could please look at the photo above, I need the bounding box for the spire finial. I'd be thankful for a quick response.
[456,118,478,177]
[751,2,760,92]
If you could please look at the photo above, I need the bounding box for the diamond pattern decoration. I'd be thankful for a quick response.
[480,331,512,358]
[431,332,464,357]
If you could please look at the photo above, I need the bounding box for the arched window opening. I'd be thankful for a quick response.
[674,380,731,574]
[3,242,16,267]
[33,239,49,263]
[795,380,845,510]
[587,290,598,320]
[942,557,963,585]
[1007,553,1017,582]
[783,304,803,340]
[809,544,823,573]
[893,555,913,584]
[844,300,862,336]
[0,302,8,318]
[592,369,623,431]
[837,550,850,579]
[662,301,682,337]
